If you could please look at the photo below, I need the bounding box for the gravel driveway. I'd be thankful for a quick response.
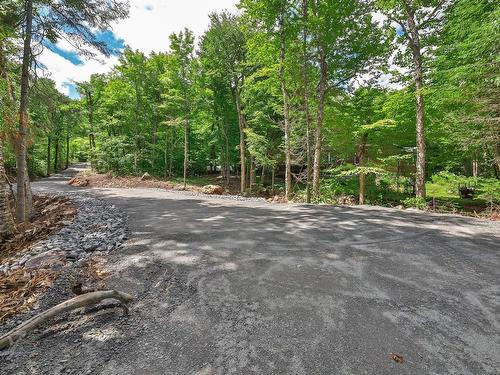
[2,167,499,374]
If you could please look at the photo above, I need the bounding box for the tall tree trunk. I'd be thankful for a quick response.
[164,129,169,178]
[24,163,32,219]
[46,136,51,177]
[65,129,70,169]
[249,155,255,192]
[54,135,59,173]
[183,119,188,190]
[169,127,174,178]
[234,84,246,194]
[223,120,230,186]
[406,8,426,199]
[261,164,266,186]
[133,80,140,176]
[86,90,96,170]
[357,132,368,205]
[279,6,292,201]
[303,0,312,203]
[0,137,15,240]
[492,144,500,176]
[151,109,158,172]
[271,167,276,195]
[16,0,33,223]
[312,46,327,199]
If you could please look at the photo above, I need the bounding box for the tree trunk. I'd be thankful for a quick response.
[46,136,51,177]
[303,0,312,204]
[492,144,500,176]
[65,129,70,169]
[183,119,188,190]
[249,155,255,192]
[357,132,368,205]
[24,163,32,219]
[271,167,276,195]
[406,8,426,199]
[16,0,33,223]
[279,6,292,201]
[234,85,246,194]
[54,135,59,173]
[0,137,15,240]
[261,165,266,186]
[86,90,96,171]
[223,121,230,186]
[312,46,327,199]
[163,129,170,178]
[169,127,174,178]
[472,158,479,178]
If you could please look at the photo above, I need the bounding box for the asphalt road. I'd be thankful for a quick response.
[13,167,500,374]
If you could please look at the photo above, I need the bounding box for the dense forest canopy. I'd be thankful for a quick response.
[1,0,499,235]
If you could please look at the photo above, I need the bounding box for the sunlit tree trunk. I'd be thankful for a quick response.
[312,46,327,199]
[54,134,59,172]
[279,6,292,201]
[46,136,51,177]
[249,155,255,192]
[85,89,96,171]
[492,144,500,176]
[65,129,70,169]
[183,118,188,189]
[357,132,368,205]
[234,84,246,193]
[406,6,426,199]
[16,0,33,223]
[303,0,312,203]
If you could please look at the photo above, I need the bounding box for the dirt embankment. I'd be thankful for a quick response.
[1,195,77,322]
[69,171,275,198]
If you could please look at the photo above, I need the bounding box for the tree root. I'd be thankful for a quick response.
[0,290,134,350]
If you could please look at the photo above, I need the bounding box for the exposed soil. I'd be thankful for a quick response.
[69,171,275,197]
[1,195,77,264]
[70,172,206,192]
[0,195,77,323]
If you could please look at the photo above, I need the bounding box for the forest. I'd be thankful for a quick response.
[1,0,499,238]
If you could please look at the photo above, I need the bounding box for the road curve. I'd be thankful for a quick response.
[7,167,500,374]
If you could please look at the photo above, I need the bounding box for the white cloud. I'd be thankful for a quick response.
[112,0,240,54]
[38,0,239,97]
[37,48,118,96]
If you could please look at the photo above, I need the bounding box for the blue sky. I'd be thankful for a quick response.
[39,0,239,98]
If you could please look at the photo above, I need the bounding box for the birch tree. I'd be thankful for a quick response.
[376,0,452,199]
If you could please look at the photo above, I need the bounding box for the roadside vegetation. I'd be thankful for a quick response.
[1,0,499,241]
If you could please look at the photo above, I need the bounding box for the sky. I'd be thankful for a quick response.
[39,0,239,99]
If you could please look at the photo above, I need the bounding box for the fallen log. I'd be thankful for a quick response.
[0,290,133,350]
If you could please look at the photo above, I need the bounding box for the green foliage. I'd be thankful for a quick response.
[1,0,498,218]
[402,197,427,209]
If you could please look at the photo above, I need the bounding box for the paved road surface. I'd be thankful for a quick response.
[15,166,500,373]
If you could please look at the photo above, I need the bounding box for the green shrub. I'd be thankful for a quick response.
[402,197,427,209]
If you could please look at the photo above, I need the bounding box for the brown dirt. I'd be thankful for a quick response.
[69,172,205,193]
[0,195,78,322]
[0,255,109,323]
[0,268,58,322]
[69,172,274,197]
[1,195,77,264]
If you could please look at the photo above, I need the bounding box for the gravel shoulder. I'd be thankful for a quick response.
[1,165,499,374]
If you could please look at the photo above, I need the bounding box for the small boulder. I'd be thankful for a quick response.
[140,172,152,181]
[201,185,225,195]
[25,251,66,269]
[68,176,89,187]
[267,195,288,204]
